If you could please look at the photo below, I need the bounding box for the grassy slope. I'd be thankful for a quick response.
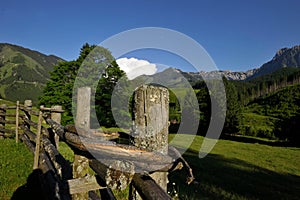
[0,44,62,104]
[169,134,300,200]
[0,139,33,200]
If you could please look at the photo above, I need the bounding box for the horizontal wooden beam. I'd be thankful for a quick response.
[0,113,20,117]
[46,119,173,169]
[0,127,15,134]
[19,107,39,116]
[0,132,14,137]
[0,118,17,124]
[132,174,172,200]
[66,175,104,195]
[40,106,65,113]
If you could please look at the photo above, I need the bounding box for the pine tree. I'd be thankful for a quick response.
[222,77,241,134]
[39,43,125,126]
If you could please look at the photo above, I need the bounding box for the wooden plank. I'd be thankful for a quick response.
[16,101,19,143]
[16,101,20,143]
[89,159,135,191]
[21,118,49,136]
[23,125,72,180]
[0,132,14,138]
[29,110,40,117]
[22,127,36,142]
[51,105,62,149]
[131,174,172,200]
[67,175,103,195]
[20,133,64,199]
[0,113,18,117]
[33,108,43,169]
[40,106,64,113]
[6,106,17,109]
[0,127,15,134]
[22,118,38,127]
[46,118,174,172]
[65,124,120,141]
[42,136,72,180]
[23,100,32,130]
[0,104,6,135]
[75,87,91,128]
[20,133,35,152]
[0,119,16,124]
[88,160,118,200]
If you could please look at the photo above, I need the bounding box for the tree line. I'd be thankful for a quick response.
[39,44,300,145]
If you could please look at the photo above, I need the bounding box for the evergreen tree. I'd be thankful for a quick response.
[223,77,241,134]
[39,43,125,126]
[195,81,211,135]
[39,59,82,124]
[94,61,126,127]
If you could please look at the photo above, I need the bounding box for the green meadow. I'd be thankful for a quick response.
[1,134,299,199]
[168,134,300,200]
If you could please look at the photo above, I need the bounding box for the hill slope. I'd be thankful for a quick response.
[0,43,63,104]
[240,83,300,143]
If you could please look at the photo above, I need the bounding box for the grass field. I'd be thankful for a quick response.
[169,134,300,200]
[1,135,299,199]
[0,139,33,199]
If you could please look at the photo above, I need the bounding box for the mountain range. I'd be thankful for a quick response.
[0,43,63,103]
[183,45,300,81]
[0,43,300,104]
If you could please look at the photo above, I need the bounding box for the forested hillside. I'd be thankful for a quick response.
[0,43,63,103]
[234,67,300,105]
[240,84,300,144]
[185,66,300,145]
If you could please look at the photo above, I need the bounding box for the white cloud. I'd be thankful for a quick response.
[116,57,157,80]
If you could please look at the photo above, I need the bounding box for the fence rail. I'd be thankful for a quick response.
[0,85,194,200]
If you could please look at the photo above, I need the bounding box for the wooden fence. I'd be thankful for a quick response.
[0,85,194,200]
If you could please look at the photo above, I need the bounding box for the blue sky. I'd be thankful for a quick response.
[1,0,300,72]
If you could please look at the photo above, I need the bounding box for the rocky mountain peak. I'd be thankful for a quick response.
[273,45,300,60]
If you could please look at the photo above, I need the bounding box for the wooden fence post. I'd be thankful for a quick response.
[131,85,169,199]
[0,104,7,137]
[51,105,62,149]
[15,101,19,143]
[24,100,32,130]
[33,106,43,169]
[73,87,91,200]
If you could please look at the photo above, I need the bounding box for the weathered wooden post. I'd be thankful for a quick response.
[24,100,32,130]
[51,105,62,149]
[0,104,7,137]
[131,85,169,199]
[73,87,91,200]
[33,106,44,169]
[15,101,19,143]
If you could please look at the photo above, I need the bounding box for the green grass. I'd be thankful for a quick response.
[1,134,300,199]
[58,141,74,163]
[239,112,279,139]
[0,139,33,200]
[169,134,300,200]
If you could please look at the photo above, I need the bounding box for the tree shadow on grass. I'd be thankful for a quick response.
[11,169,45,200]
[168,148,300,200]
[221,134,296,147]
